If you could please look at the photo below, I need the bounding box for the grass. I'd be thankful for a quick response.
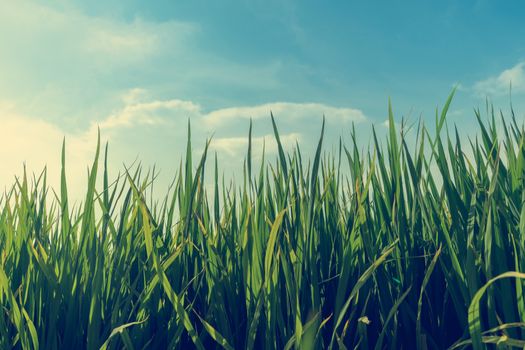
[2,90,525,349]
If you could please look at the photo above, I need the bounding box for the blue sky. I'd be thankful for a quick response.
[1,0,524,198]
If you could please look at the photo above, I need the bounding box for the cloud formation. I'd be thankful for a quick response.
[213,133,302,156]
[473,62,525,96]
[0,1,195,66]
[203,102,366,128]
[0,0,197,129]
[98,100,201,130]
[0,1,374,199]
[0,92,369,200]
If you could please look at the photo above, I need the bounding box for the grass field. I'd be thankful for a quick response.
[2,91,525,349]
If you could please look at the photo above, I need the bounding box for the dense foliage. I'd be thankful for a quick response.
[2,91,525,349]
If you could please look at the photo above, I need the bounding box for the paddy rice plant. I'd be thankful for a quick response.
[2,90,525,349]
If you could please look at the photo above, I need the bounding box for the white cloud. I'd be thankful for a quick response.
[0,1,195,65]
[121,88,149,104]
[212,133,301,156]
[90,94,368,141]
[380,119,401,130]
[98,100,201,130]
[473,62,525,96]
[203,102,366,127]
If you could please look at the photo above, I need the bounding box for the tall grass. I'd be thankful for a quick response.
[2,91,525,349]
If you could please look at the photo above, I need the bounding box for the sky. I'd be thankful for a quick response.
[1,0,525,200]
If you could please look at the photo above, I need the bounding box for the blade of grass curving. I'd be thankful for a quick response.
[246,284,265,349]
[330,240,398,349]
[283,312,321,350]
[468,272,525,350]
[60,138,70,236]
[99,318,148,350]
[248,118,253,183]
[270,112,288,178]
[195,313,234,350]
[417,246,442,350]
[264,209,286,280]
[374,286,412,350]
